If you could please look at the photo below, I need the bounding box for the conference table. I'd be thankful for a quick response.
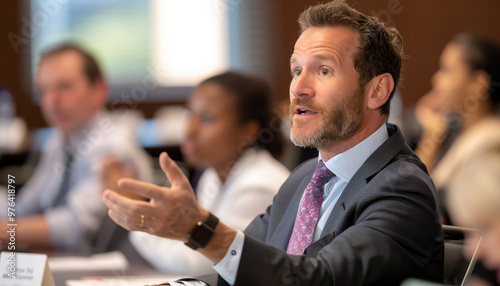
[46,242,181,286]
[52,259,166,285]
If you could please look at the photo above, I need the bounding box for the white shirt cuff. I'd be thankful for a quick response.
[212,230,245,285]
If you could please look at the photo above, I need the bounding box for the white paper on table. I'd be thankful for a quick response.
[48,251,129,272]
[65,275,184,286]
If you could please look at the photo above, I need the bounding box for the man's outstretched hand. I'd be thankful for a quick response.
[102,152,237,264]
[102,152,209,242]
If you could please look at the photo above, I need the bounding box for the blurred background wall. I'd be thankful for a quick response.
[1,0,500,135]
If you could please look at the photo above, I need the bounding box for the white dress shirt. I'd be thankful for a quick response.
[214,124,389,285]
[130,148,290,276]
[5,111,152,251]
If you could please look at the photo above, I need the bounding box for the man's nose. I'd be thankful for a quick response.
[42,88,62,107]
[290,72,315,98]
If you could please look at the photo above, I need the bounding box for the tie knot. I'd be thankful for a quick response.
[311,160,334,187]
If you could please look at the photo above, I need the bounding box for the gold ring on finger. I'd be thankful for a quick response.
[139,214,145,228]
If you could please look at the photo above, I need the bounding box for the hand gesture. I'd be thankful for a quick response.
[102,152,209,241]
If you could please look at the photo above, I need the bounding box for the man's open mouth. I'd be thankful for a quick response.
[295,107,318,115]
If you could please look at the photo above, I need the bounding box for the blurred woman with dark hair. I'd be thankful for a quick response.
[129,72,290,275]
[415,33,500,174]
[414,33,500,286]
[415,33,500,214]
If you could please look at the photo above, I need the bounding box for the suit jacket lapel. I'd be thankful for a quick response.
[268,162,315,250]
[316,124,407,243]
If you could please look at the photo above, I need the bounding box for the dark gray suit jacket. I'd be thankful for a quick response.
[211,124,443,286]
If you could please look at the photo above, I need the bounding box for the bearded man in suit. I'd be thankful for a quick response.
[102,1,444,285]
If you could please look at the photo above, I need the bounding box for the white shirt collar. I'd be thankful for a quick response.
[320,123,389,183]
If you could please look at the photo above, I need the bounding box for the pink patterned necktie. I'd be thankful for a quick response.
[286,160,334,254]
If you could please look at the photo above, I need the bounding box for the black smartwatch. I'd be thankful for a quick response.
[185,212,219,250]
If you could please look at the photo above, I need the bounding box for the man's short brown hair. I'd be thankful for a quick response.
[298,0,404,116]
[39,43,103,84]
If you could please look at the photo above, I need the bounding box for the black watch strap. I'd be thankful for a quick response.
[185,212,219,250]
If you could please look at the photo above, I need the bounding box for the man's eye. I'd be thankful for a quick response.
[320,68,330,76]
[292,69,302,77]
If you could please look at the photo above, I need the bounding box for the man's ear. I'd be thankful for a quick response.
[366,73,394,111]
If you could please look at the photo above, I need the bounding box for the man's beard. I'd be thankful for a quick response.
[289,86,365,149]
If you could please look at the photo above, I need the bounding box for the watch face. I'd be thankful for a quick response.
[185,213,219,250]
[190,222,215,248]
